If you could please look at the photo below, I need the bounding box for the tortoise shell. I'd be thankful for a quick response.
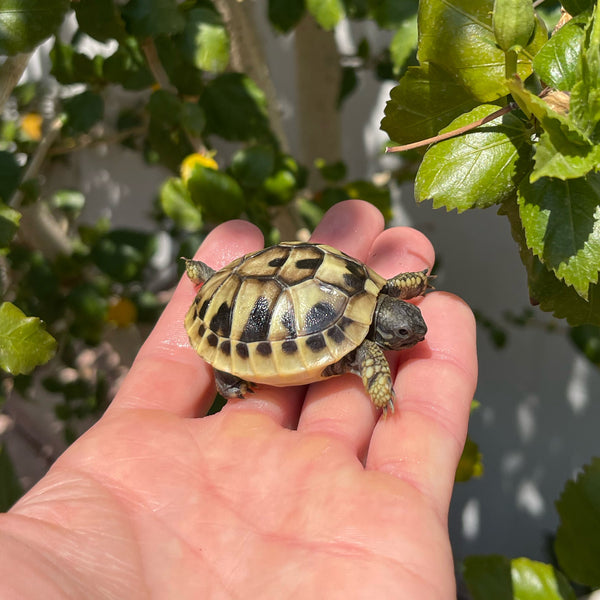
[184,242,387,386]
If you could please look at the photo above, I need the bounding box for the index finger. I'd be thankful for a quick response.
[108,220,264,417]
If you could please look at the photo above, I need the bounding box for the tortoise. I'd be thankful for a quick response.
[184,242,430,414]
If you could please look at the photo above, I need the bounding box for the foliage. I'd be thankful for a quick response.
[463,458,600,597]
[382,0,600,327]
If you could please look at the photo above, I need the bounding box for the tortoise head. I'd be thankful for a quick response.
[370,295,427,351]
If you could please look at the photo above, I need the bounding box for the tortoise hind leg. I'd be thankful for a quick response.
[183,258,215,284]
[214,369,256,399]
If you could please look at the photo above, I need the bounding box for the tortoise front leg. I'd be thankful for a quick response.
[344,340,396,416]
[383,268,431,300]
[214,369,255,399]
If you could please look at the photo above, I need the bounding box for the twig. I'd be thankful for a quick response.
[140,38,176,93]
[48,124,147,157]
[385,104,515,153]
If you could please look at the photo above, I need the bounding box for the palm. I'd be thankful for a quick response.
[5,201,477,600]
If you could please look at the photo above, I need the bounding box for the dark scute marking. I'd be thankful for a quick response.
[343,272,364,294]
[210,301,232,337]
[256,342,272,356]
[220,340,231,355]
[343,259,364,278]
[193,307,198,320]
[198,299,211,320]
[295,257,323,270]
[327,326,345,344]
[240,296,272,342]
[305,301,338,334]
[198,323,206,338]
[306,333,326,352]
[280,306,297,337]
[207,333,219,347]
[338,316,354,331]
[268,257,286,268]
[282,340,298,354]
[236,342,249,359]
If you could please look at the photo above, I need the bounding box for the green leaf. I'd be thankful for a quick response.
[570,5,600,142]
[500,197,600,326]
[415,104,532,212]
[492,0,536,53]
[463,554,513,600]
[154,35,204,96]
[187,165,245,222]
[179,102,206,137]
[62,91,104,135]
[368,0,418,29]
[506,78,599,182]
[315,158,347,183]
[555,457,600,587]
[103,37,155,90]
[0,0,70,55]
[0,443,23,511]
[182,7,230,73]
[381,63,480,145]
[532,129,600,182]
[91,229,158,282]
[389,14,418,75]
[338,66,358,107]
[50,190,85,216]
[0,302,57,375]
[570,324,600,365]
[147,90,194,171]
[511,558,576,600]
[268,0,305,33]
[518,175,600,299]
[160,177,203,231]
[532,11,589,92]
[121,0,185,37]
[66,283,109,325]
[0,151,22,202]
[74,0,126,42]
[463,555,575,600]
[50,40,105,86]
[418,0,548,102]
[0,200,21,247]
[306,0,345,30]
[455,436,484,482]
[231,145,276,188]
[561,0,595,15]
[200,73,273,143]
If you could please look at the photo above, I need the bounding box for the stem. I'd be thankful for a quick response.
[386,104,515,153]
[0,53,32,113]
[505,49,518,79]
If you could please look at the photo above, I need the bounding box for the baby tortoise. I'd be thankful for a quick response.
[184,242,430,414]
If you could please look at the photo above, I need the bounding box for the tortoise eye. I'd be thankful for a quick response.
[397,328,409,337]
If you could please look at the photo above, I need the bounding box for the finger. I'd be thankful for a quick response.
[297,221,435,460]
[365,292,477,519]
[310,198,384,253]
[223,200,385,429]
[109,221,264,418]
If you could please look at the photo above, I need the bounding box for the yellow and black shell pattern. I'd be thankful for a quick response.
[184,242,387,386]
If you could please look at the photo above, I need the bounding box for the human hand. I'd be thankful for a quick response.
[0,200,477,599]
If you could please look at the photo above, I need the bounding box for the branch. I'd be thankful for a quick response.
[213,0,290,154]
[0,53,32,113]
